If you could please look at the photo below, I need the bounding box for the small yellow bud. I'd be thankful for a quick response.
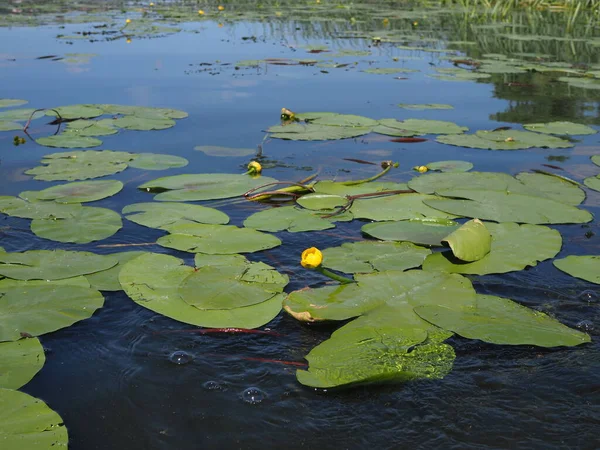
[125,18,131,24]
[149,2,154,6]
[383,18,389,25]
[281,107,296,121]
[247,161,262,175]
[504,137,515,142]
[218,23,223,28]
[198,9,205,15]
[301,247,323,269]
[414,165,428,173]
[126,38,132,44]
[218,5,225,11]
[413,21,418,26]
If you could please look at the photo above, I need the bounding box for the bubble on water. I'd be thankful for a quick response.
[203,380,227,391]
[168,350,193,365]
[576,320,594,332]
[241,387,266,404]
[578,290,598,303]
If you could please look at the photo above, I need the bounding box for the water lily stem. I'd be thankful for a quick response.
[316,267,354,284]
[341,161,397,186]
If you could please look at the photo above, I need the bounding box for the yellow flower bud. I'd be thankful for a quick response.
[149,2,154,6]
[198,9,205,15]
[247,161,262,174]
[414,165,428,173]
[218,5,225,11]
[382,18,389,25]
[301,247,323,269]
[126,18,131,24]
[126,38,132,44]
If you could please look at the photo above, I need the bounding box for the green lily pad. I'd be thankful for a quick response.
[393,119,467,135]
[128,153,188,170]
[0,250,118,280]
[0,121,22,131]
[426,160,473,172]
[45,104,104,119]
[111,116,175,131]
[139,174,278,202]
[0,277,90,289]
[553,255,600,284]
[284,270,476,323]
[0,389,68,448]
[296,193,348,211]
[362,219,460,246]
[194,145,256,157]
[322,241,431,274]
[362,68,419,75]
[415,294,591,347]
[515,172,585,205]
[438,129,574,150]
[437,134,525,150]
[592,155,600,167]
[313,180,409,196]
[0,99,28,108]
[558,76,600,90]
[85,251,147,291]
[119,253,282,329]
[351,193,458,221]
[26,150,135,181]
[36,135,102,149]
[267,123,372,141]
[583,176,600,192]
[398,104,453,110]
[34,180,123,203]
[0,338,45,389]
[243,206,340,232]
[297,304,455,388]
[424,189,592,224]
[442,219,491,262]
[98,105,188,119]
[0,284,104,341]
[423,222,561,275]
[0,108,36,121]
[31,207,122,244]
[523,121,597,136]
[309,114,379,128]
[65,119,118,137]
[0,196,82,220]
[158,223,281,254]
[123,202,229,229]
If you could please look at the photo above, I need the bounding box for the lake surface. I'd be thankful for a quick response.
[1,1,599,449]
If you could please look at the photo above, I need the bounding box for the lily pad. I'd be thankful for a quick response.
[442,219,491,262]
[423,222,561,275]
[0,389,68,448]
[313,180,409,196]
[36,135,102,149]
[296,193,348,211]
[0,338,45,389]
[85,251,147,291]
[0,121,22,131]
[111,116,175,131]
[515,172,585,205]
[558,76,600,90]
[31,207,122,244]
[0,196,82,220]
[194,145,256,157]
[350,193,458,221]
[322,241,431,274]
[362,219,460,246]
[523,121,597,136]
[34,180,123,203]
[99,104,188,119]
[123,202,229,229]
[426,160,473,172]
[0,108,36,121]
[158,223,281,254]
[45,104,104,119]
[243,206,338,232]
[267,123,372,141]
[0,250,118,280]
[65,119,118,137]
[415,294,591,347]
[398,104,453,110]
[0,284,104,341]
[553,255,600,284]
[393,119,467,135]
[0,99,28,108]
[362,68,419,75]
[309,114,379,128]
[583,176,600,192]
[128,153,188,170]
[120,253,282,329]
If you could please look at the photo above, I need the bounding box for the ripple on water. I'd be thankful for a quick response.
[241,387,267,405]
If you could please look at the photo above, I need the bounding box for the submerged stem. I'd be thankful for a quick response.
[316,266,354,284]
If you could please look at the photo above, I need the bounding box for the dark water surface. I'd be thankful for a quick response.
[1,2,600,449]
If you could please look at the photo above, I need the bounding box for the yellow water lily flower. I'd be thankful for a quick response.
[301,247,323,269]
[414,165,428,173]
[149,2,154,6]
[247,161,262,175]
[218,5,225,11]
[198,9,205,15]
[125,18,131,24]
[126,38,132,44]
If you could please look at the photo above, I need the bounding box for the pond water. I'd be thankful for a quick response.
[1,1,599,449]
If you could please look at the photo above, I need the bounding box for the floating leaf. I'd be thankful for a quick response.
[36,135,102,149]
[0,250,118,280]
[583,176,600,192]
[398,104,453,110]
[313,180,409,196]
[362,219,460,246]
[158,223,281,254]
[296,193,348,211]
[120,253,282,329]
[0,196,81,220]
[25,150,135,181]
[34,180,123,203]
[0,121,22,131]
[372,119,420,137]
[111,116,175,130]
[438,129,574,150]
[553,255,600,284]
[45,104,104,119]
[523,121,597,136]
[423,222,561,275]
[558,76,600,90]
[267,122,372,141]
[351,193,458,221]
[0,389,68,448]
[309,114,379,128]
[128,153,188,170]
[426,160,473,172]
[515,172,585,205]
[123,202,229,229]
[139,173,277,202]
[65,119,118,137]
[31,207,122,244]
[0,99,28,108]
[415,294,591,347]
[0,338,45,389]
[322,241,431,274]
[244,206,338,232]
[0,285,104,341]
[362,68,419,75]
[442,219,491,262]
[194,145,256,157]
[85,251,147,291]
[0,108,36,121]
[99,104,188,119]
[393,119,467,135]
